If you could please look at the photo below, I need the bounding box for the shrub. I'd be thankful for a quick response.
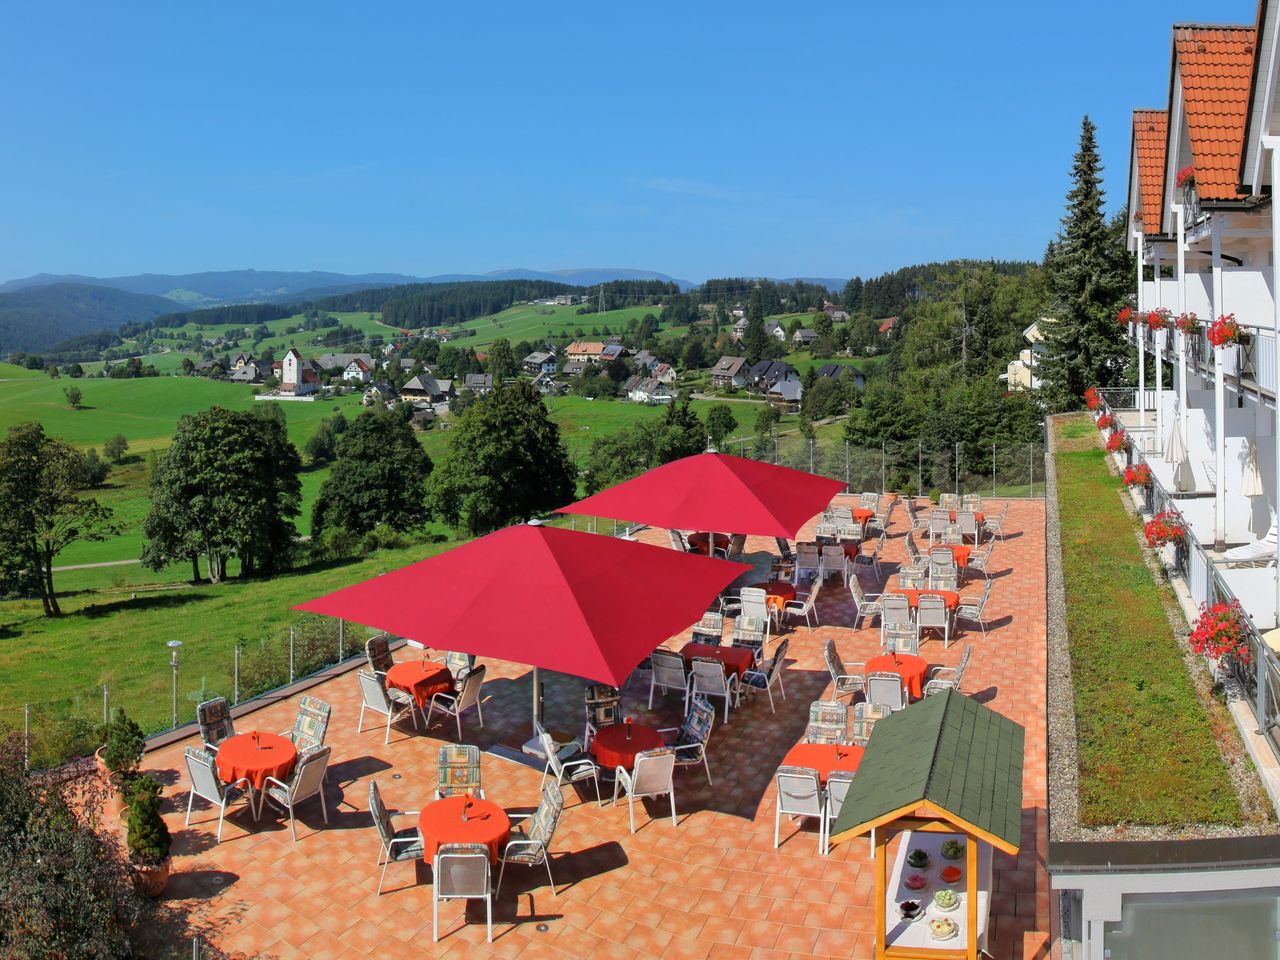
[125,775,171,865]
[100,708,145,779]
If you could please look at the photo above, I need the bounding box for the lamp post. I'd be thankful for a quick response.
[167,640,183,729]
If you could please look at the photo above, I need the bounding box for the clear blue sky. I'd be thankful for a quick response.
[0,1,1259,285]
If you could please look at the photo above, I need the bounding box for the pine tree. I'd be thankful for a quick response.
[1039,116,1133,410]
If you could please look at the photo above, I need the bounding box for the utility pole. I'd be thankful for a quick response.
[598,285,604,316]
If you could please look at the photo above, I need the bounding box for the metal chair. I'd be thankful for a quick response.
[956,510,980,545]
[803,700,848,745]
[648,649,690,709]
[357,670,420,744]
[860,491,879,510]
[849,576,882,630]
[365,635,396,679]
[824,639,865,702]
[613,748,678,833]
[866,671,908,712]
[435,743,485,800]
[280,695,330,751]
[939,493,960,512]
[794,543,821,584]
[852,534,885,579]
[690,611,725,646]
[183,747,252,844]
[538,731,601,806]
[924,644,973,697]
[659,694,715,784]
[967,540,995,578]
[261,745,331,842]
[739,587,776,633]
[196,697,234,752]
[668,529,689,552]
[434,843,493,943]
[984,502,1010,541]
[929,509,950,545]
[917,594,952,648]
[774,766,824,852]
[742,637,788,712]
[584,683,621,748]
[819,545,848,584]
[962,494,983,513]
[783,577,821,631]
[823,770,857,855]
[427,665,487,740]
[929,549,956,588]
[441,651,477,691]
[369,779,423,895]
[851,701,889,746]
[497,784,564,898]
[956,580,993,638]
[689,656,739,723]
[881,622,919,655]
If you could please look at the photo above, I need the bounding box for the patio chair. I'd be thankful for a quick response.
[824,639,865,702]
[881,592,910,628]
[668,529,690,552]
[718,589,742,617]
[434,843,493,943]
[903,533,930,577]
[909,496,932,532]
[939,493,960,512]
[690,611,725,645]
[774,537,795,563]
[183,747,252,844]
[435,743,485,800]
[783,577,821,631]
[929,549,956,583]
[280,695,331,752]
[739,587,776,631]
[742,637,788,712]
[196,697,234,753]
[794,543,821,584]
[967,540,995,578]
[689,656,740,723]
[261,745,331,842]
[442,651,477,690]
[538,731,601,805]
[929,509,950,545]
[497,784,564,898]
[365,634,396,678]
[803,699,848,745]
[956,580,993,638]
[613,748,678,833]
[822,770,857,855]
[369,780,424,895]
[962,494,983,513]
[725,533,748,562]
[648,649,690,709]
[815,520,838,540]
[848,577,882,630]
[867,503,892,538]
[860,491,879,510]
[866,671,908,713]
[984,501,1010,541]
[898,566,927,590]
[836,519,863,541]
[659,693,715,784]
[584,683,622,748]
[427,665,487,740]
[852,534,885,579]
[881,622,918,656]
[357,670,420,744]
[917,594,952,648]
[774,766,824,852]
[851,701,889,746]
[819,544,847,584]
[924,644,973,697]
[931,569,959,592]
[956,510,980,545]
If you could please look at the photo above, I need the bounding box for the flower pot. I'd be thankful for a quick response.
[94,746,109,780]
[106,773,130,824]
[132,857,170,898]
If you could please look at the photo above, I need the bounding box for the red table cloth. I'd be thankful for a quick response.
[215,732,298,791]
[747,580,796,613]
[851,507,874,525]
[686,532,730,554]
[948,510,985,524]
[894,589,960,611]
[842,540,864,559]
[590,723,664,771]
[865,653,930,699]
[782,743,865,784]
[386,660,454,708]
[938,544,971,567]
[418,796,511,863]
[681,642,755,678]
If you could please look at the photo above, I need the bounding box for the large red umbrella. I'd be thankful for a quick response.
[296,524,745,720]
[557,452,847,539]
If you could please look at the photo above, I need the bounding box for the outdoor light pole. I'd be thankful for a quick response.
[167,640,183,729]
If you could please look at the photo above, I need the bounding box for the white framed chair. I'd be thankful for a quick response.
[613,748,678,833]
[849,577,882,630]
[689,656,739,723]
[956,510,980,545]
[774,766,824,852]
[819,544,848,583]
[739,587,776,633]
[357,670,420,745]
[279,695,331,752]
[538,731,602,806]
[823,770,857,855]
[794,543,821,584]
[648,649,690,709]
[924,644,973,697]
[967,540,995,578]
[659,694,715,784]
[196,697,235,753]
[860,491,879,510]
[434,843,493,943]
[783,577,821,631]
[881,622,918,656]
[183,747,253,844]
[939,493,960,512]
[690,611,725,646]
[261,745,331,842]
[427,665,486,740]
[984,502,1010,541]
[852,534,885,578]
[668,529,689,552]
[867,671,909,712]
[742,637,788,712]
[803,699,848,745]
[962,494,983,513]
[369,779,423,895]
[917,594,952,648]
[956,580,993,638]
[824,639,865,702]
[929,509,950,545]
[497,784,564,898]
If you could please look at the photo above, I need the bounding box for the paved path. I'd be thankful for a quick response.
[52,558,141,572]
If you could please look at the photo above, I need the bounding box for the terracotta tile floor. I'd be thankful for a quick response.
[141,497,1049,959]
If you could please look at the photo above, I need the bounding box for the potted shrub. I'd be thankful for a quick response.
[125,775,172,897]
[99,708,145,821]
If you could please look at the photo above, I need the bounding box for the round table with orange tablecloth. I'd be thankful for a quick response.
[893,588,960,611]
[681,642,756,678]
[948,510,985,525]
[781,743,865,785]
[589,722,665,771]
[747,580,796,614]
[686,532,730,554]
[864,652,930,700]
[215,731,298,791]
[937,544,971,567]
[418,796,511,863]
[851,507,874,526]
[386,660,454,708]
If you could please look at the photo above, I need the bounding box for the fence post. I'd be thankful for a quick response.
[23,704,29,771]
[880,441,886,492]
[992,440,997,497]
[1029,443,1035,497]
[234,645,240,705]
[809,438,815,474]
[844,440,850,490]
[289,625,295,683]
[103,684,109,726]
[774,437,779,465]
[918,441,922,497]
[613,519,618,536]
[955,442,961,496]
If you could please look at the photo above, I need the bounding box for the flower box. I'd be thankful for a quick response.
[1207,313,1242,348]
[1175,312,1199,334]
[1123,464,1151,487]
[1190,600,1251,667]
[1144,510,1186,548]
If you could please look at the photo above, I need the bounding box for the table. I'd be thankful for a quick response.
[681,642,755,679]
[386,660,454,708]
[781,743,864,784]
[747,580,796,614]
[884,829,991,954]
[842,540,864,559]
[936,544,971,567]
[865,653,930,700]
[418,796,511,863]
[893,589,960,611]
[687,532,729,554]
[215,731,298,791]
[590,722,664,771]
[852,507,874,526]
[948,510,985,525]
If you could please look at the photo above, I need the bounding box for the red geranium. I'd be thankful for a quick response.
[1145,510,1186,547]
[1175,312,1199,334]
[1097,413,1115,430]
[1123,463,1151,486]
[1105,431,1128,453]
[1189,600,1251,666]
[1117,306,1134,326]
[1146,308,1171,331]
[1206,313,1242,348]
[1084,386,1101,411]
[1176,164,1196,188]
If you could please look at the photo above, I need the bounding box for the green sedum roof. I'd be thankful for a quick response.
[830,689,1024,850]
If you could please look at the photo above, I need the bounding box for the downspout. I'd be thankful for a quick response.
[1176,203,1189,456]
[1135,230,1146,429]
[1212,222,1227,551]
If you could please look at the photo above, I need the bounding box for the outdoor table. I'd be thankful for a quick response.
[681,642,755,679]
[590,722,664,772]
[842,540,864,559]
[893,589,960,611]
[385,660,454,708]
[852,507,874,526]
[865,652,930,700]
[747,580,796,614]
[948,510,985,525]
[781,743,864,785]
[686,532,730,555]
[215,731,297,791]
[418,795,511,863]
[939,544,971,567]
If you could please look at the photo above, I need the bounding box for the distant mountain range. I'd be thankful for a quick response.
[0,284,179,354]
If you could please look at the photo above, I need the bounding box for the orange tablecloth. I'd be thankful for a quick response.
[894,589,960,611]
[216,732,297,791]
[865,653,929,699]
[590,723,664,771]
[681,643,755,678]
[687,532,729,554]
[852,507,874,525]
[418,796,511,863]
[386,660,454,708]
[948,510,985,524]
[782,743,865,785]
[747,580,796,613]
[842,540,863,559]
[939,544,971,567]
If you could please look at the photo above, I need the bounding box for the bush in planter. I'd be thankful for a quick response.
[125,775,171,866]
[100,708,145,780]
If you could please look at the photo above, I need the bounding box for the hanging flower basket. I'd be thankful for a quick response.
[1123,463,1151,487]
[1097,413,1115,430]
[1146,308,1172,331]
[1084,386,1101,411]
[1144,510,1186,547]
[1175,312,1200,334]
[1105,431,1128,453]
[1116,306,1134,326]
[1175,164,1196,189]
[1206,313,1242,348]
[1189,599,1251,667]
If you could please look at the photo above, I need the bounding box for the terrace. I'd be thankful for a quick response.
[134,497,1050,959]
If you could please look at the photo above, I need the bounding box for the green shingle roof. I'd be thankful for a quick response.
[830,689,1024,851]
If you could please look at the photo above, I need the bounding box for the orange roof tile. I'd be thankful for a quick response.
[1133,110,1168,235]
[1173,25,1255,201]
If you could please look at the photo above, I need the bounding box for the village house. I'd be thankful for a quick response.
[229,352,253,369]
[317,352,375,372]
[767,376,803,412]
[746,359,798,394]
[765,320,786,342]
[632,349,658,373]
[522,349,558,375]
[400,374,448,403]
[791,328,819,348]
[814,362,866,390]
[343,358,373,383]
[730,303,746,319]
[710,355,748,389]
[600,343,625,363]
[562,359,589,377]
[651,362,677,384]
[228,360,270,384]
[362,381,399,406]
[409,402,436,430]
[627,376,673,405]
[732,318,750,340]
[823,300,850,323]
[463,372,494,395]
[533,371,566,395]
[565,341,609,364]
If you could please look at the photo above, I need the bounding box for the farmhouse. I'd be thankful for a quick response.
[343,358,373,383]
[651,363,677,384]
[766,376,803,412]
[522,350,558,375]
[814,362,866,390]
[632,350,658,373]
[362,381,399,406]
[746,359,798,393]
[791,328,818,348]
[627,377,673,405]
[533,372,566,395]
[823,300,850,323]
[463,373,494,395]
[565,341,609,364]
[228,360,270,384]
[710,355,748,389]
[317,352,374,372]
[400,374,448,403]
[765,320,786,342]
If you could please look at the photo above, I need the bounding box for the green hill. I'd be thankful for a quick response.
[0,283,177,353]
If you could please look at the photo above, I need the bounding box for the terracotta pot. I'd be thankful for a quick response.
[94,746,109,780]
[132,858,170,898]
[106,773,128,824]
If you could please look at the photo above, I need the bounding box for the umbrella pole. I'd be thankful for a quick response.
[532,666,541,733]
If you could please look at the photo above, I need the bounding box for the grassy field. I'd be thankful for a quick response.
[1053,413,1241,825]
[449,303,662,350]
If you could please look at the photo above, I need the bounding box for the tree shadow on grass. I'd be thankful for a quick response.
[77,591,212,619]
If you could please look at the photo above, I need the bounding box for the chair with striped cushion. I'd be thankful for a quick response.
[659,694,715,784]
[365,635,395,678]
[497,784,564,897]
[196,697,234,752]
[261,745,331,842]
[369,779,424,895]
[435,744,484,800]
[583,683,622,748]
[281,695,331,751]
[742,637,789,712]
[803,699,848,744]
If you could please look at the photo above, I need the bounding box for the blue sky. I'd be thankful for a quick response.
[0,1,1259,284]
